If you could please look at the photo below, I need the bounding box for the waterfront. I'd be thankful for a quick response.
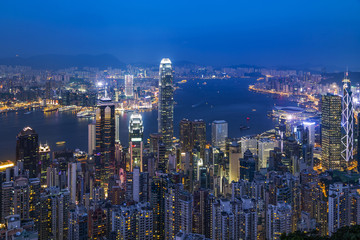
[0,78,292,161]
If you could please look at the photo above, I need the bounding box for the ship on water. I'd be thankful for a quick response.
[77,109,95,118]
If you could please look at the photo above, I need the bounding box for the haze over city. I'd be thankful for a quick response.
[0,0,360,69]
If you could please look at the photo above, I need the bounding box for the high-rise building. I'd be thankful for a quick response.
[211,120,228,150]
[16,127,39,178]
[13,176,30,221]
[158,58,174,150]
[165,184,193,239]
[129,113,144,171]
[67,162,77,203]
[229,142,241,182]
[88,122,96,155]
[266,202,292,240]
[341,72,354,165]
[328,183,350,236]
[39,187,70,240]
[321,94,342,171]
[69,206,88,240]
[125,74,134,97]
[38,143,51,186]
[115,115,120,143]
[151,176,167,240]
[95,97,115,188]
[180,119,206,159]
[112,202,153,240]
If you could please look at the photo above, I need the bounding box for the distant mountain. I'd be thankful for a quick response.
[0,54,125,69]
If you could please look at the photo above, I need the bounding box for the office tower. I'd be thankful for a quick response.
[179,119,192,153]
[13,177,30,221]
[149,133,162,154]
[211,120,228,150]
[180,119,207,159]
[115,115,120,143]
[68,206,88,240]
[151,176,167,240]
[95,97,115,188]
[341,72,354,164]
[321,94,342,171]
[266,202,292,240]
[240,149,256,182]
[125,74,134,97]
[88,122,96,155]
[38,143,51,186]
[328,183,350,236]
[67,162,77,203]
[16,127,39,178]
[165,184,193,239]
[303,121,315,146]
[129,113,144,171]
[112,202,153,240]
[258,138,277,170]
[157,143,167,172]
[158,58,174,150]
[240,137,258,157]
[229,142,241,182]
[39,187,70,240]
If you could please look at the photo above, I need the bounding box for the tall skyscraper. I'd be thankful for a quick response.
[341,72,354,165]
[129,113,144,171]
[95,97,115,188]
[125,74,134,97]
[88,122,96,155]
[211,120,228,150]
[158,58,174,150]
[321,94,342,171]
[16,127,39,178]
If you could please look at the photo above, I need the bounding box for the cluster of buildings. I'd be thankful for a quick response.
[1,59,360,240]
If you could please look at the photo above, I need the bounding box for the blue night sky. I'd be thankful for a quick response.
[0,0,359,67]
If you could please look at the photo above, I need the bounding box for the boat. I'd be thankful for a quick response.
[56,141,66,145]
[77,110,95,118]
[24,111,32,115]
[58,105,77,112]
[240,125,250,130]
[252,109,256,112]
[43,106,59,112]
[203,82,207,85]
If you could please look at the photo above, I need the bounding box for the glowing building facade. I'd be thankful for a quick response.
[125,74,134,97]
[158,58,174,150]
[341,72,354,165]
[129,113,144,171]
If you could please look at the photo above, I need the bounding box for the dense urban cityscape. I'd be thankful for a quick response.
[1,0,360,239]
[0,57,359,240]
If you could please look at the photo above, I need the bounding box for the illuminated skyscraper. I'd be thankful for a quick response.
[158,58,174,150]
[341,72,354,164]
[38,143,51,186]
[16,127,39,178]
[211,120,228,150]
[95,97,115,188]
[129,113,144,171]
[125,74,134,97]
[88,122,96,155]
[321,94,342,171]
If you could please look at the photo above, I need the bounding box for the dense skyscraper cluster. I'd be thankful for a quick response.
[2,65,360,240]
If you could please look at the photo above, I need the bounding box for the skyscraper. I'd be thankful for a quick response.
[211,120,228,150]
[341,72,354,165]
[88,122,96,155]
[321,94,342,171]
[38,143,51,186]
[179,119,206,159]
[95,97,115,188]
[129,113,144,171]
[158,58,174,150]
[16,127,39,178]
[125,74,134,97]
